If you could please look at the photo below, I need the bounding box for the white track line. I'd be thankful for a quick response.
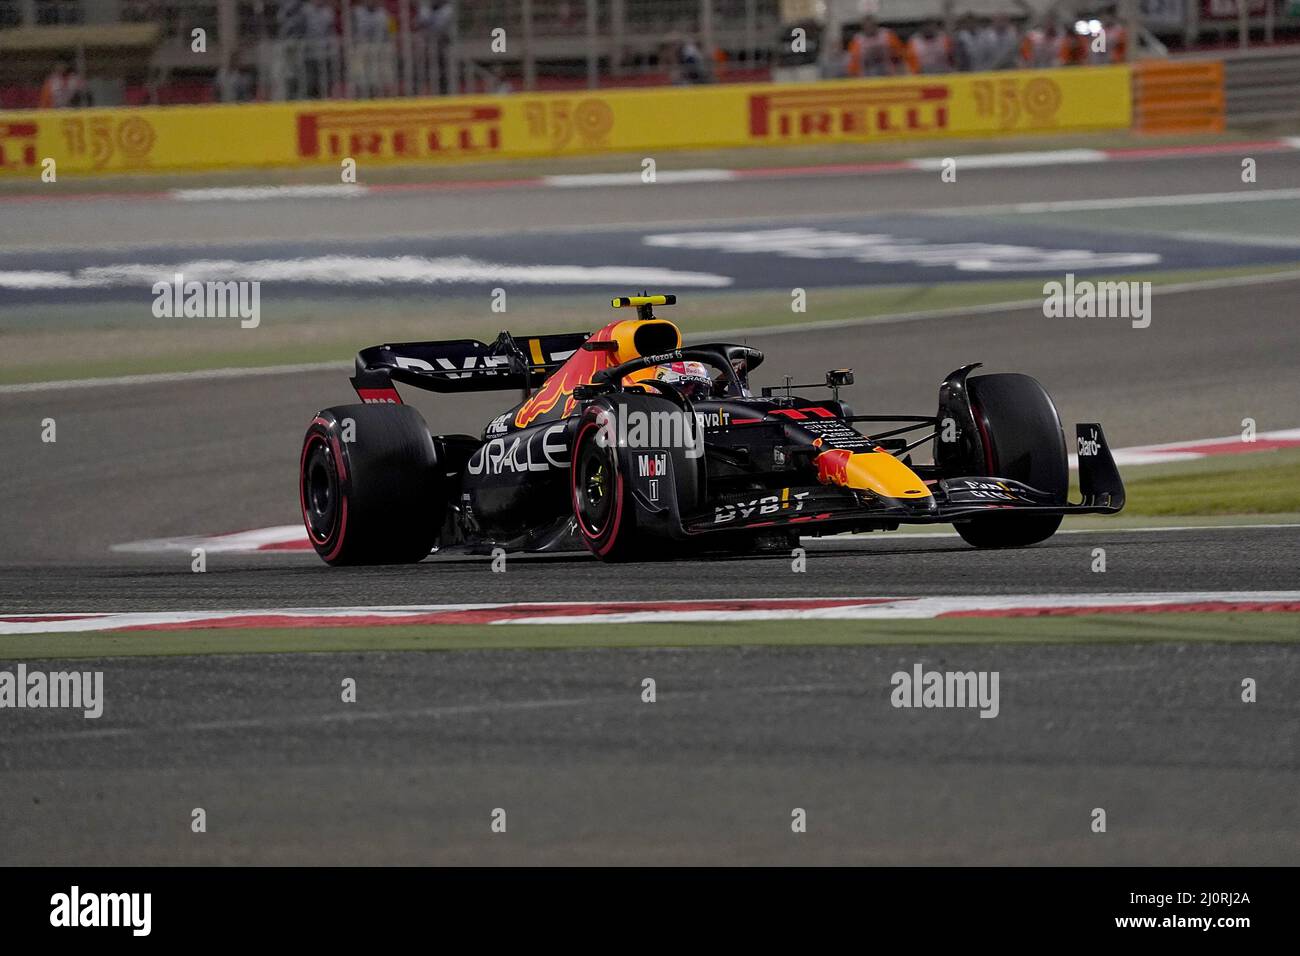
[544,169,735,187]
[8,141,1299,212]
[515,592,1300,625]
[946,186,1300,216]
[112,525,307,554]
[173,184,370,202]
[911,148,1108,170]
[0,256,734,292]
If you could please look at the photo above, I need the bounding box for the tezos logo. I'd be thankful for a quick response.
[642,350,682,364]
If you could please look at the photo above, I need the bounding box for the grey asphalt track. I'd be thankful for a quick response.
[1,527,1298,612]
[1,153,1297,866]
[10,211,1292,303]
[1,642,1296,864]
[3,153,1298,564]
[3,151,1299,250]
[2,275,1297,564]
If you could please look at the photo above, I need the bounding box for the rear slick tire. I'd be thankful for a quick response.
[300,404,442,565]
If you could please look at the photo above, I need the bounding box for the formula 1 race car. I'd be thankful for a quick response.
[299,294,1124,564]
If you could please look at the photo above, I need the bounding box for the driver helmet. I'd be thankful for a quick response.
[654,360,713,401]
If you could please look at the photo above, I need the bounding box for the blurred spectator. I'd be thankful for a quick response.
[907,20,955,75]
[844,15,908,77]
[986,14,1022,70]
[415,0,455,35]
[278,0,307,39]
[1066,23,1091,66]
[416,0,456,94]
[352,0,396,98]
[487,64,513,95]
[955,14,1021,73]
[12,2,1137,114]
[678,36,713,84]
[1087,15,1128,64]
[1021,19,1071,68]
[664,34,713,85]
[954,15,991,73]
[302,0,338,99]
[215,57,254,103]
[353,1,391,43]
[38,60,88,109]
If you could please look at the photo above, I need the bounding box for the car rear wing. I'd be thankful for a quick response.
[350,330,591,402]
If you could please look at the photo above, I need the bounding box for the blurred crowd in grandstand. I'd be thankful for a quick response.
[840,13,1125,76]
[0,0,1296,109]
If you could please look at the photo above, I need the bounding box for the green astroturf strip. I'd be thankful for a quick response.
[0,612,1295,660]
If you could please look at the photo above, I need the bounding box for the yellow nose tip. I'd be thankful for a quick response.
[817,449,933,500]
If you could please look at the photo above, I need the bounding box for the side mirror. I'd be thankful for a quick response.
[573,382,617,402]
[826,369,854,387]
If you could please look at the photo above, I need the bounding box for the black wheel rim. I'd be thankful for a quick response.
[303,436,339,542]
[576,441,614,536]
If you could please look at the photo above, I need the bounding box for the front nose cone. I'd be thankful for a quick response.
[816,448,933,500]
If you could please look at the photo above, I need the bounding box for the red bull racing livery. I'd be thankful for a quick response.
[299,294,1124,564]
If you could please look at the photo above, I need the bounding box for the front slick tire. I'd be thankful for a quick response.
[570,413,643,561]
[300,404,441,565]
[955,373,1068,550]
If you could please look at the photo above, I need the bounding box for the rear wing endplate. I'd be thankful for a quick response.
[1075,423,1125,511]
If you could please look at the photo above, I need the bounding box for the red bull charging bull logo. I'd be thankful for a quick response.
[816,448,854,487]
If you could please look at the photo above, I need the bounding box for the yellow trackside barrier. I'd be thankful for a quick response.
[1133,59,1225,134]
[0,66,1131,178]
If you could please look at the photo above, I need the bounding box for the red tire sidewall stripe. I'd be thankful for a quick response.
[299,433,326,544]
[572,419,624,557]
[301,416,351,560]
